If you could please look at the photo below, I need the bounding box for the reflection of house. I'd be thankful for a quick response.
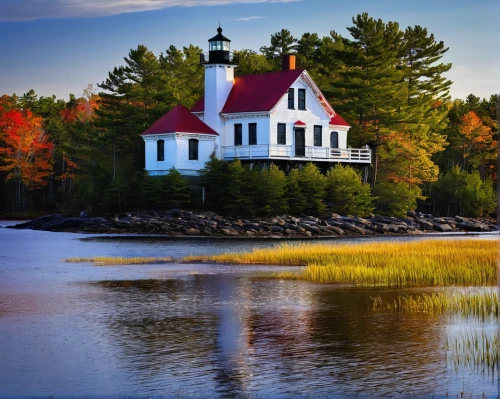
[142,27,371,176]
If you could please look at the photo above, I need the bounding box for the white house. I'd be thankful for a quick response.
[142,27,371,176]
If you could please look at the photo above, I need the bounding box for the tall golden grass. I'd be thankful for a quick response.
[183,239,497,286]
[371,290,498,321]
[65,257,173,265]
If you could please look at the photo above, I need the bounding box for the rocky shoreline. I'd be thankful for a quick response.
[7,209,499,238]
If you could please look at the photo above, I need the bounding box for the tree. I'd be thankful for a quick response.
[457,111,494,178]
[97,45,170,179]
[260,29,297,60]
[325,164,374,216]
[254,164,288,216]
[157,168,191,210]
[285,168,308,215]
[234,49,276,77]
[372,182,422,217]
[0,107,53,211]
[433,166,496,217]
[296,163,326,215]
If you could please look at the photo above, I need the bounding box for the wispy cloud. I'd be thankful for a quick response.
[0,0,299,22]
[235,16,265,21]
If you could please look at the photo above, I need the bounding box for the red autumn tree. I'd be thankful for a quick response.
[0,106,53,211]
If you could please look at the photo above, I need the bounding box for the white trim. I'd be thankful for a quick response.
[221,111,270,120]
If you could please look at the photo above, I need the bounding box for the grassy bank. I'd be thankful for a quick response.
[65,256,173,265]
[183,239,497,286]
[371,290,498,321]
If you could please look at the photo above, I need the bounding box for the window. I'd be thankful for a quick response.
[314,126,322,146]
[330,132,339,148]
[249,123,257,145]
[189,139,199,160]
[298,89,306,110]
[157,140,164,161]
[234,124,242,146]
[288,88,294,109]
[277,123,286,145]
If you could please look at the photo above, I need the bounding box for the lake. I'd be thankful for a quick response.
[0,221,498,398]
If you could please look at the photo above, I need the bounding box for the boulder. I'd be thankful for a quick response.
[220,228,239,236]
[433,223,453,232]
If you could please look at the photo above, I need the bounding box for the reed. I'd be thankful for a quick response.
[445,329,499,374]
[183,239,497,287]
[371,291,499,321]
[64,256,173,265]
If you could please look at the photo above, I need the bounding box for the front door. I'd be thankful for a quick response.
[295,128,305,157]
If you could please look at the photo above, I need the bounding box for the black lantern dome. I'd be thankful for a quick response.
[200,26,237,65]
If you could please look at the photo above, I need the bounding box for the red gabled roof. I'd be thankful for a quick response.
[141,104,218,136]
[294,120,306,126]
[190,69,304,114]
[329,114,350,127]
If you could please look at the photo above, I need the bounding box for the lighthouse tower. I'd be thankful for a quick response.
[201,26,238,158]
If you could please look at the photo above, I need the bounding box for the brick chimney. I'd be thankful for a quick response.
[282,54,296,71]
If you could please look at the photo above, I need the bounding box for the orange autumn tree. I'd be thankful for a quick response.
[456,110,495,180]
[0,106,53,211]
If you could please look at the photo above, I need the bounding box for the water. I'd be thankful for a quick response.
[0,222,498,398]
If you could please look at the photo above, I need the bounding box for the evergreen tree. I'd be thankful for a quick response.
[285,168,308,215]
[260,29,297,60]
[433,166,496,217]
[325,164,374,216]
[373,182,422,217]
[296,163,326,215]
[157,168,191,210]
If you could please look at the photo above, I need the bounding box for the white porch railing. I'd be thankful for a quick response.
[221,145,371,163]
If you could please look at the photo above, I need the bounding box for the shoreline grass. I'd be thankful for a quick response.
[64,256,173,265]
[371,290,498,321]
[183,239,497,286]
[445,329,499,373]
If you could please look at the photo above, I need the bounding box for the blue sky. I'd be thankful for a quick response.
[1,0,498,101]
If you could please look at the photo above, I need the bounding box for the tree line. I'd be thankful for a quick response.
[0,13,497,217]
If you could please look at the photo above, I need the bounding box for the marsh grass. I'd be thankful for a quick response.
[183,239,497,287]
[445,329,499,374]
[64,257,173,265]
[371,291,498,321]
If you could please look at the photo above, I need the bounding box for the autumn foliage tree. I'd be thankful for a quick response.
[0,106,53,211]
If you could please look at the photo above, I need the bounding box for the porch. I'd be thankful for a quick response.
[221,145,371,163]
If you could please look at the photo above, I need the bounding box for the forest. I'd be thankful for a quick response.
[0,13,497,218]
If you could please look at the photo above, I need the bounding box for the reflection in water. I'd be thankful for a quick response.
[93,278,498,397]
[1,226,498,397]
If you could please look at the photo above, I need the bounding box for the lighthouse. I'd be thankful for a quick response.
[200,26,238,157]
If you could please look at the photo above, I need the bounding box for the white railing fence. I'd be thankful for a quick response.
[221,145,371,163]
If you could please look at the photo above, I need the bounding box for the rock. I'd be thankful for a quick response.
[433,223,453,232]
[417,219,434,230]
[299,223,321,235]
[183,228,201,235]
[325,226,345,235]
[220,228,239,236]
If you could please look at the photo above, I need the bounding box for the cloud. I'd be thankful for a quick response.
[235,16,265,21]
[0,0,299,21]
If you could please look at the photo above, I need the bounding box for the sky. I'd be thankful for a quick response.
[0,0,498,102]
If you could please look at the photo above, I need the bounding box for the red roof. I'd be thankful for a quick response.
[191,69,304,114]
[329,114,350,127]
[294,120,306,126]
[142,104,218,136]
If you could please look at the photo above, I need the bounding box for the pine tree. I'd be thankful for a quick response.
[158,168,191,210]
[260,29,297,60]
[325,165,374,216]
